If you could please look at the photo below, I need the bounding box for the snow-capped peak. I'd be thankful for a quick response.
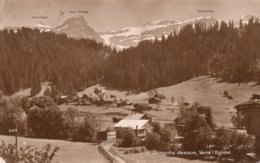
[181,16,216,25]
[100,16,217,49]
[145,19,177,26]
[54,16,104,42]
[34,22,52,29]
[32,22,53,32]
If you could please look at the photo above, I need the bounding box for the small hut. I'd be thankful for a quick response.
[133,103,152,112]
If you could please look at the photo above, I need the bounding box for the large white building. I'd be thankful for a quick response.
[114,113,152,137]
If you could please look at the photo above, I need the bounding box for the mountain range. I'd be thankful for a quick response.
[2,15,259,49]
[100,16,217,49]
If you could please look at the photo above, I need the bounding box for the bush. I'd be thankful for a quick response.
[223,90,229,97]
[231,112,245,129]
[160,126,176,143]
[223,90,233,100]
[227,95,233,100]
[133,138,144,147]
[182,122,213,152]
[176,102,255,161]
[69,112,96,142]
[213,128,255,161]
[213,127,232,150]
[145,123,177,151]
[230,131,255,162]
[116,128,145,147]
[62,107,79,138]
[175,106,213,152]
[196,105,210,114]
[20,97,30,114]
[120,129,135,147]
[0,141,59,163]
[145,133,160,150]
[71,114,96,142]
[27,97,64,138]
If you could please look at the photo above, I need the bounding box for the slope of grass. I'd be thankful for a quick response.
[0,135,108,163]
[79,76,260,128]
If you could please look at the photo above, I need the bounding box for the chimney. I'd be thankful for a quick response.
[135,125,138,137]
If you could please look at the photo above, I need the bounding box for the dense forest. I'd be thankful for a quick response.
[0,19,260,95]
[0,28,113,95]
[104,19,260,91]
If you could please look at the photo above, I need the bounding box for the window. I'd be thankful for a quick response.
[139,129,144,134]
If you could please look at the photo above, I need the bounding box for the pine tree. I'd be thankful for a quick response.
[30,72,41,96]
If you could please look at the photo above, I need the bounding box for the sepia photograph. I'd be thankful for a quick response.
[0,0,260,162]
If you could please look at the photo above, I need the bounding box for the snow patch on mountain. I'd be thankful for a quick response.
[119,27,142,36]
[101,16,217,48]
[33,22,53,32]
[101,34,114,45]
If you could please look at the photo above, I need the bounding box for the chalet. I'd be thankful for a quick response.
[114,112,152,138]
[234,95,260,160]
[114,119,151,137]
[133,103,152,112]
[148,96,162,104]
[148,93,166,104]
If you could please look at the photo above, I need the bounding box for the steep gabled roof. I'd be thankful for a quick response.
[234,94,260,111]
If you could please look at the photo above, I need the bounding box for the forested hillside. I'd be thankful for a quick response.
[1,19,260,95]
[0,28,113,95]
[104,19,260,91]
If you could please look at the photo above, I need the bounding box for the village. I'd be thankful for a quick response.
[52,78,260,163]
[40,80,260,162]
[1,76,260,163]
[56,86,174,141]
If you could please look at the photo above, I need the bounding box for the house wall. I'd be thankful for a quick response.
[136,129,145,137]
[114,121,152,138]
[107,131,116,142]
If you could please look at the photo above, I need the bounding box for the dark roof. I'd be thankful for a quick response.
[234,99,260,111]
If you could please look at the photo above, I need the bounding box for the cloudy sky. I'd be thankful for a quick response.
[0,0,260,31]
